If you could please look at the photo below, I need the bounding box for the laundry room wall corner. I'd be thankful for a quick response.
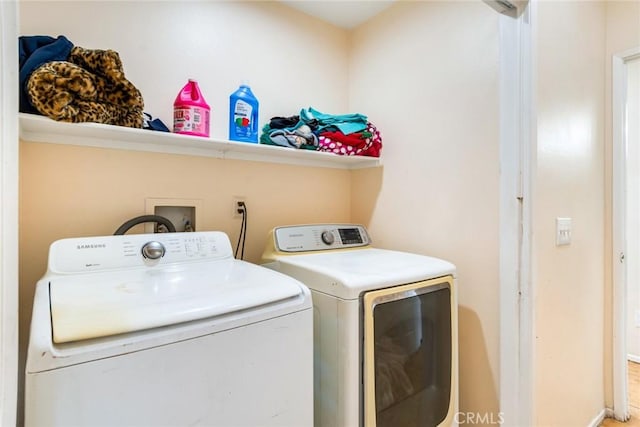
[349,0,501,420]
[350,166,383,227]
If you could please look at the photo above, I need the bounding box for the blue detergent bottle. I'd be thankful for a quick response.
[229,82,259,143]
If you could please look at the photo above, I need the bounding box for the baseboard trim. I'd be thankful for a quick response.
[628,354,640,363]
[588,408,613,427]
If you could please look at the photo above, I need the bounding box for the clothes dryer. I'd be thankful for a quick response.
[26,231,312,427]
[261,224,458,427]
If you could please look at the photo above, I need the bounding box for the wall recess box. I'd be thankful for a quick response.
[145,198,203,233]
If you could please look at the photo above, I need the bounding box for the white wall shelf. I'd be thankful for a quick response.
[19,114,381,170]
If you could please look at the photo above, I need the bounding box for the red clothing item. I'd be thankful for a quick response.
[318,123,382,157]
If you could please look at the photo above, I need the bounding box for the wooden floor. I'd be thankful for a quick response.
[601,361,640,426]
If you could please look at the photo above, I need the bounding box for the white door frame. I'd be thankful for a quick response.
[612,46,640,422]
[0,1,20,426]
[498,1,535,425]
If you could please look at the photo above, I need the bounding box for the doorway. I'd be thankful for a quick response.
[613,47,640,421]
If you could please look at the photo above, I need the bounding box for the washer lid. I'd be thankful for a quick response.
[49,259,304,344]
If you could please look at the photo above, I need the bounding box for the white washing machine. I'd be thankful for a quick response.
[26,231,313,427]
[261,224,458,427]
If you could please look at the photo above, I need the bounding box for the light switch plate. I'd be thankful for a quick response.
[556,217,572,246]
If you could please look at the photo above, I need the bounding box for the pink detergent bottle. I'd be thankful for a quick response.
[173,79,210,137]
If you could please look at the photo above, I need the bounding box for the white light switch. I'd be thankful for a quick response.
[556,217,572,246]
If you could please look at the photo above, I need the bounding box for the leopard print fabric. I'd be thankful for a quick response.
[26,46,144,128]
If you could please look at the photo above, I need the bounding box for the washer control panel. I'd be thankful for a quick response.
[48,231,233,274]
[274,224,370,252]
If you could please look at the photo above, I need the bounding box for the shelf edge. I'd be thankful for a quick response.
[19,114,382,170]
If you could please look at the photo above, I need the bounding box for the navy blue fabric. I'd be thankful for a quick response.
[143,113,170,132]
[19,35,74,114]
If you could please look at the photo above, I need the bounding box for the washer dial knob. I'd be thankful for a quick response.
[321,231,335,245]
[141,241,165,260]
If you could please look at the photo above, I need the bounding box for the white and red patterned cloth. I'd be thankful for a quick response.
[318,122,382,157]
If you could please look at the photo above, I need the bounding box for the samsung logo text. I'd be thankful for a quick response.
[76,244,106,250]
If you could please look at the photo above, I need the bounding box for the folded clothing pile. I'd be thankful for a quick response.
[260,115,318,150]
[260,107,382,157]
[19,35,144,128]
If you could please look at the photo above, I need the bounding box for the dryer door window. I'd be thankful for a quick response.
[362,277,453,427]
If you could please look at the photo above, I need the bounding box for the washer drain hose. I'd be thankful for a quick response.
[114,215,176,235]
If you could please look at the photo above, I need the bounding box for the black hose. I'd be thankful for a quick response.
[114,215,176,235]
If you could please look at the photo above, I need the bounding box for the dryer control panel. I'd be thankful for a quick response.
[274,224,371,252]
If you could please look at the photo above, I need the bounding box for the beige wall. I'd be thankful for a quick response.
[19,1,350,140]
[604,0,640,408]
[349,1,501,419]
[533,1,607,424]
